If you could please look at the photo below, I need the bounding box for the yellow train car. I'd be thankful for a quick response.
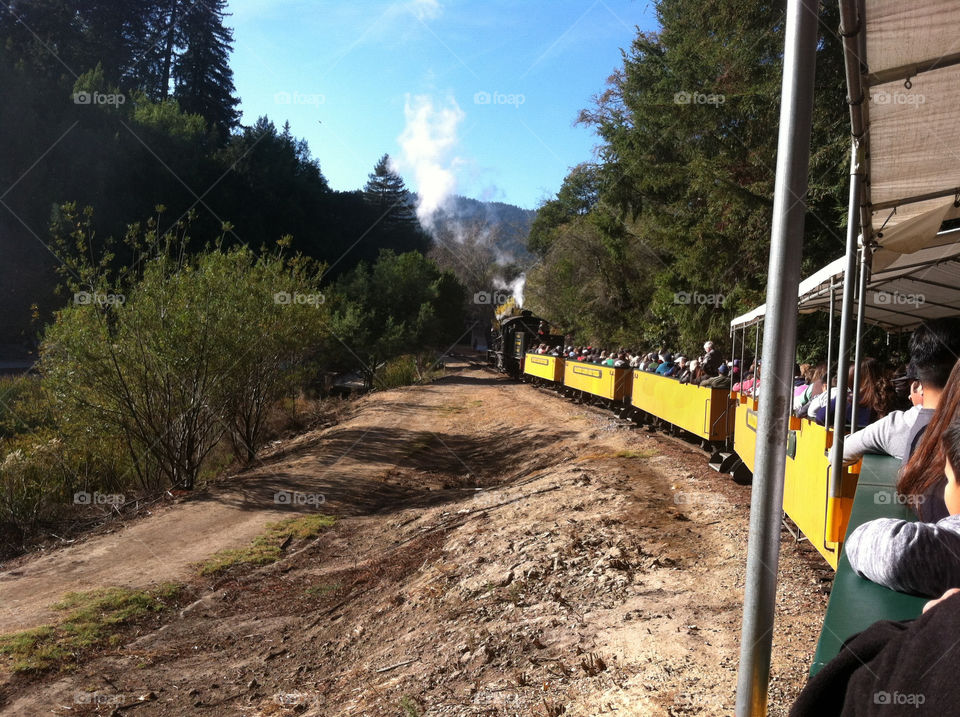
[563,361,632,401]
[631,371,733,441]
[781,417,858,568]
[523,353,565,383]
[732,393,758,474]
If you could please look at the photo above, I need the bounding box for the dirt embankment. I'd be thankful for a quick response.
[0,361,830,716]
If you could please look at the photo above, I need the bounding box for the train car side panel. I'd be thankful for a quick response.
[782,419,857,569]
[524,354,565,382]
[563,363,632,401]
[733,394,758,473]
[631,371,733,441]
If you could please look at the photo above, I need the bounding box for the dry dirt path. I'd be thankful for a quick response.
[0,360,830,716]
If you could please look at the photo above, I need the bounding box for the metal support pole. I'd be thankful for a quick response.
[735,0,818,714]
[754,323,761,390]
[740,326,747,393]
[828,142,863,493]
[826,278,835,428]
[850,245,872,432]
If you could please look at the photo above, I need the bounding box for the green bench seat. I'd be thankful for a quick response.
[809,454,928,676]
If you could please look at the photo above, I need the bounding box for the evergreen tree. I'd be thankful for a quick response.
[527,0,848,350]
[363,154,417,226]
[172,0,239,138]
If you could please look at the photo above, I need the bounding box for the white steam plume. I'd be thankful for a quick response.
[397,94,465,231]
[494,273,525,308]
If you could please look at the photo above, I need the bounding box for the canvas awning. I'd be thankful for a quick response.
[730,227,960,332]
[852,0,960,268]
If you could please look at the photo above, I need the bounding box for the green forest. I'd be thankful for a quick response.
[524,0,851,359]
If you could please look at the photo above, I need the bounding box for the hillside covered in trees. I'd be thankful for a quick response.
[0,0,436,349]
[525,0,850,354]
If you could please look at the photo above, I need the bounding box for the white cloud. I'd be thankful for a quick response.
[408,0,442,21]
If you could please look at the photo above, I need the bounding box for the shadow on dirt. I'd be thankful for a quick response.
[197,424,575,518]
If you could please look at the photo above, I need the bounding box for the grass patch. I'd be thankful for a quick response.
[0,583,183,673]
[197,514,336,576]
[615,449,657,459]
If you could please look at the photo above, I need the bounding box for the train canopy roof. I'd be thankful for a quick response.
[843,0,960,270]
[729,228,960,331]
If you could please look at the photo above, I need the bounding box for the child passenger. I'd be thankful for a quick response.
[845,417,960,597]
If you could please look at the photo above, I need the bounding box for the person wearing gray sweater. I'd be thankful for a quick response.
[842,405,923,462]
[845,417,960,597]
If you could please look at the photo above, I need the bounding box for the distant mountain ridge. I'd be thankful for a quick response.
[421,195,536,263]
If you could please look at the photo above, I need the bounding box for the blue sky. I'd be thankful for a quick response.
[227,0,658,210]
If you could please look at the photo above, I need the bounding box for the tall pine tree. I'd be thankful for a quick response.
[363,154,418,226]
[172,0,239,138]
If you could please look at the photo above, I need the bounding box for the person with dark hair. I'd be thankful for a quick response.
[899,358,960,522]
[843,364,925,462]
[844,415,960,597]
[897,319,960,462]
[812,358,896,427]
[655,352,677,377]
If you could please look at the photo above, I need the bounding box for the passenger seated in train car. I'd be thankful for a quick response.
[843,366,924,463]
[701,340,724,377]
[898,319,960,465]
[796,362,810,387]
[733,362,760,396]
[844,416,960,597]
[898,358,960,523]
[793,364,813,403]
[794,361,827,415]
[730,358,741,385]
[790,587,960,716]
[674,356,687,377]
[700,363,732,388]
[655,352,678,377]
[678,359,698,385]
[613,352,628,368]
[812,358,896,427]
[701,363,731,388]
[887,364,914,412]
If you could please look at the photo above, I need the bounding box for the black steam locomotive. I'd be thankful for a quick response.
[487,309,561,379]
